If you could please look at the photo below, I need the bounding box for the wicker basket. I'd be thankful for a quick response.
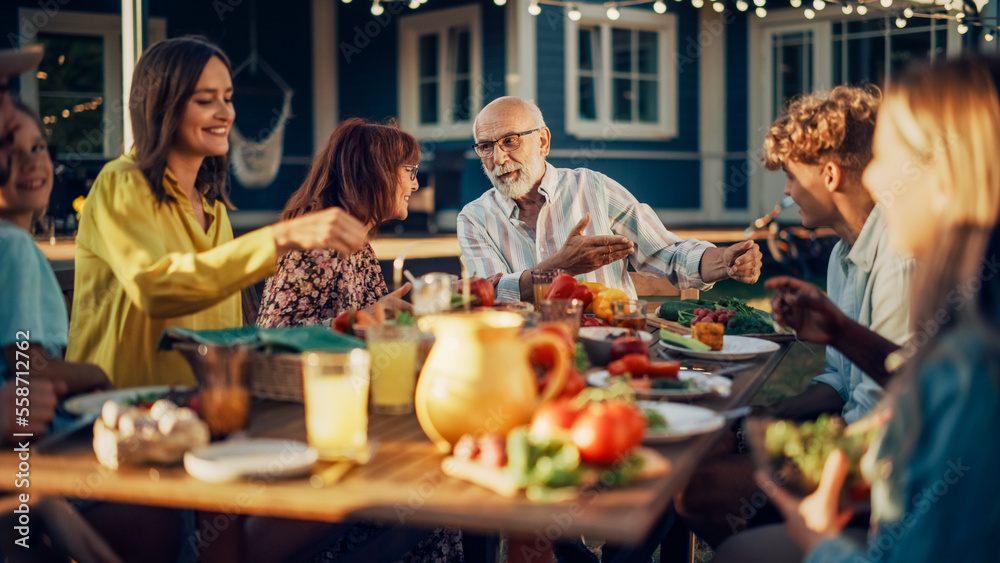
[174,344,306,403]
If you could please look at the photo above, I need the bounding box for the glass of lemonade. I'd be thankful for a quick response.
[539,298,584,343]
[530,269,564,311]
[366,324,420,414]
[302,349,371,460]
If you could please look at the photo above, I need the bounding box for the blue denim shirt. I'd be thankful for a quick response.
[811,206,916,423]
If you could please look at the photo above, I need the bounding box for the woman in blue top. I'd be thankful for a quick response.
[0,99,109,441]
[714,57,1000,562]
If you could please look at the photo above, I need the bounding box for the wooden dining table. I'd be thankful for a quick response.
[1,331,791,562]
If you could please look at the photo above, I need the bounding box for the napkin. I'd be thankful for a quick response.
[158,326,365,354]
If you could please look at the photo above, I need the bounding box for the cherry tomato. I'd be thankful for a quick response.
[605,401,646,448]
[607,359,628,376]
[531,399,580,438]
[539,368,586,400]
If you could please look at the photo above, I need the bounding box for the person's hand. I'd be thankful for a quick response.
[766,276,848,345]
[376,282,413,315]
[723,240,763,283]
[545,213,635,276]
[1,378,66,444]
[756,449,854,554]
[272,207,368,257]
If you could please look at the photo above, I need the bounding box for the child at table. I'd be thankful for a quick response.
[66,36,369,389]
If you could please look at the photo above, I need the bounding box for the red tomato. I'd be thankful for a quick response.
[607,359,628,376]
[539,368,586,400]
[527,324,573,368]
[605,401,646,449]
[531,399,580,438]
[572,403,635,465]
[332,309,352,334]
[621,354,650,377]
[468,277,495,307]
[645,361,680,379]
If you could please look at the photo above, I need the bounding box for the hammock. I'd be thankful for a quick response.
[229,89,292,189]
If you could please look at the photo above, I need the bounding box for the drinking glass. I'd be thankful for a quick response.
[539,299,584,342]
[611,299,649,332]
[189,344,252,440]
[366,324,420,414]
[302,349,371,460]
[412,273,458,316]
[530,269,564,311]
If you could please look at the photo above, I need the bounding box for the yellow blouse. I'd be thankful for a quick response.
[66,154,276,388]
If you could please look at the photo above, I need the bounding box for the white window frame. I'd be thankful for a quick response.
[564,5,677,140]
[18,9,167,159]
[398,4,482,140]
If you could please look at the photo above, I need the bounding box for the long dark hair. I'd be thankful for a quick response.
[281,118,419,234]
[129,36,233,208]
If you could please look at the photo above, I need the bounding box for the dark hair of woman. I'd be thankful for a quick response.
[281,118,419,235]
[129,36,234,208]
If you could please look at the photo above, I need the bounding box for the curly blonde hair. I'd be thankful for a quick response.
[762,85,880,180]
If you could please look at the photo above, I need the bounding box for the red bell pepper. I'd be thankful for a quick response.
[544,273,579,300]
[569,284,593,310]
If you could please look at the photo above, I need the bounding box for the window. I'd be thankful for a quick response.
[17,10,166,160]
[565,6,676,139]
[771,30,814,119]
[399,5,481,140]
[832,16,948,89]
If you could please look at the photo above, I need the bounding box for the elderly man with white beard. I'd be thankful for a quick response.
[458,96,764,303]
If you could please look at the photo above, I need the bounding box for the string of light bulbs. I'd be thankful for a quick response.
[347,0,997,37]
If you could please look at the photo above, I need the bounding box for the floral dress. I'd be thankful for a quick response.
[256,243,463,562]
[257,244,388,328]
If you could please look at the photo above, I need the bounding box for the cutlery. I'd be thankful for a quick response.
[34,412,99,453]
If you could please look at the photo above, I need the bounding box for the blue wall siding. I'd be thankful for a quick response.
[724,10,749,210]
[530,4,702,210]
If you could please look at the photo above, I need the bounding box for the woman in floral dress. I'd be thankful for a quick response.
[256,118,415,328]
[253,118,463,563]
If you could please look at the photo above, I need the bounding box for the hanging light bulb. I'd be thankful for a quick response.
[955,12,965,21]
[880,0,892,7]
[528,0,541,15]
[409,0,420,8]
[568,4,582,19]
[790,0,801,6]
[857,3,868,14]
[986,31,996,42]
[895,16,906,27]
[842,2,853,13]
[903,5,913,17]
[737,0,749,10]
[754,0,765,6]
[371,0,384,15]
[654,0,668,12]
[342,0,352,4]
[813,0,825,9]
[692,0,704,7]
[756,6,767,16]
[607,4,621,18]
[713,1,725,11]
[957,22,969,34]
[494,0,507,5]
[804,7,816,17]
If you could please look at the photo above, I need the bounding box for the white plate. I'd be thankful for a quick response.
[184,439,318,483]
[63,385,195,416]
[639,401,725,443]
[586,370,731,400]
[658,335,780,360]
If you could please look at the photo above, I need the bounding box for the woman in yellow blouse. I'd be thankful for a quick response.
[66,37,368,388]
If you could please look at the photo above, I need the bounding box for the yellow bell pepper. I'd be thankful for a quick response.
[580,282,607,313]
[592,288,628,322]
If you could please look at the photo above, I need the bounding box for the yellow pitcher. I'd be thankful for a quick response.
[415,311,569,452]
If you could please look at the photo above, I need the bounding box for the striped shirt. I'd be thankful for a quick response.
[457,163,717,302]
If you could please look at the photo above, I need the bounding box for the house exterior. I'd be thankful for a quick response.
[4,0,998,231]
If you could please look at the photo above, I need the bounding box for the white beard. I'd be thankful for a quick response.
[483,156,543,200]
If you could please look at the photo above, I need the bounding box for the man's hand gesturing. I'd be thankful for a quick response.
[548,213,634,276]
[723,240,763,284]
